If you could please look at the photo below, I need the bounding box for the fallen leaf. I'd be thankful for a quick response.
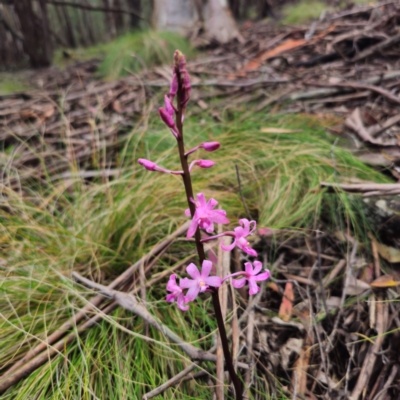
[292,344,310,396]
[372,240,400,263]
[370,274,400,288]
[345,275,371,295]
[279,282,294,321]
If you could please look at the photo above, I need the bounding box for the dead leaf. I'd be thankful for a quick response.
[345,275,371,295]
[279,282,294,321]
[260,127,302,134]
[372,240,400,263]
[292,344,310,396]
[370,274,400,288]
[238,25,336,73]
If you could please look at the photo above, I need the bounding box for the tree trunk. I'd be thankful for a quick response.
[102,0,116,40]
[14,0,52,67]
[152,0,242,44]
[126,0,141,29]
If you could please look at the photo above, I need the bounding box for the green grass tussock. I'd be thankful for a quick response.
[0,109,390,398]
[98,30,194,80]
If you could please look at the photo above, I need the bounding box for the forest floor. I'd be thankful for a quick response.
[1,2,400,399]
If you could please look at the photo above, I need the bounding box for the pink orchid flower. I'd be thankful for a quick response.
[185,142,220,157]
[180,260,222,301]
[166,274,189,311]
[185,193,230,238]
[223,261,270,295]
[201,218,258,257]
[188,159,215,172]
[222,219,258,256]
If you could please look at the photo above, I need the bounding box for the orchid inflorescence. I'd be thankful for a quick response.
[137,50,270,312]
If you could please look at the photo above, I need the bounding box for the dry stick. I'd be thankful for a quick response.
[174,62,242,400]
[350,295,388,399]
[142,364,198,400]
[216,236,231,400]
[71,273,217,361]
[1,222,189,378]
[351,32,400,62]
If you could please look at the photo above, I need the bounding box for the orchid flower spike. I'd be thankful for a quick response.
[166,274,188,311]
[223,261,270,295]
[185,193,230,238]
[180,260,222,302]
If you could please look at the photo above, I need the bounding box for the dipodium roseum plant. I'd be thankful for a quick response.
[138,50,270,400]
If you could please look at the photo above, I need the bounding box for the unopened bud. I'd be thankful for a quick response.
[138,158,157,171]
[169,73,178,98]
[164,95,174,117]
[202,142,220,152]
[159,107,176,129]
[197,159,215,168]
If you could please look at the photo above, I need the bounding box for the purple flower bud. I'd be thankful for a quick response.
[169,73,178,98]
[159,107,176,129]
[202,142,220,152]
[197,160,215,168]
[138,158,157,171]
[164,95,174,117]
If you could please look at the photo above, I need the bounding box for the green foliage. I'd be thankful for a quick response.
[282,0,378,24]
[98,30,194,80]
[0,109,390,398]
[0,72,32,95]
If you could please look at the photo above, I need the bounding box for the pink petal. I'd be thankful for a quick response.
[166,274,180,292]
[232,277,246,289]
[196,193,207,207]
[221,240,236,252]
[184,208,191,217]
[233,226,245,239]
[248,278,261,295]
[185,285,200,301]
[204,276,222,288]
[204,221,215,233]
[186,216,199,239]
[254,270,270,281]
[202,142,220,152]
[241,245,258,257]
[211,210,230,224]
[238,219,251,235]
[201,260,213,277]
[207,198,218,210]
[166,293,176,302]
[177,294,189,311]
[252,261,263,275]
[186,263,201,279]
[244,262,254,275]
[179,277,196,289]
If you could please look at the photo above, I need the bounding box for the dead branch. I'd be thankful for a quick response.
[351,32,400,62]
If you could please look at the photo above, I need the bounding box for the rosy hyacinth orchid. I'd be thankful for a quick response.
[201,218,258,256]
[166,274,188,311]
[223,261,270,295]
[180,260,222,301]
[185,193,230,238]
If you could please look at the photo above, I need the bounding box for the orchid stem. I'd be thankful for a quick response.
[175,69,242,400]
